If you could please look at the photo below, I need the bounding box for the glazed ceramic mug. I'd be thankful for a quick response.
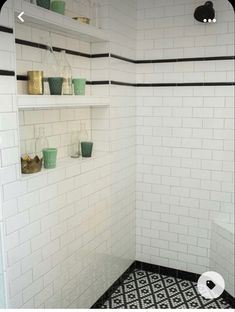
[50,0,65,14]
[81,142,93,158]
[36,0,50,9]
[73,78,86,95]
[48,77,63,95]
[43,148,58,169]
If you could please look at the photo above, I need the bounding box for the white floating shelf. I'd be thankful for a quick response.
[17,95,109,109]
[14,0,109,43]
[21,151,110,181]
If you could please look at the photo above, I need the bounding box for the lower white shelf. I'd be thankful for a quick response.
[21,151,110,181]
[17,95,110,109]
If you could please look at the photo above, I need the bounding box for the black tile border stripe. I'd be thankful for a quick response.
[15,39,91,58]
[15,38,235,64]
[16,75,110,85]
[15,39,110,59]
[0,70,15,76]
[135,82,235,87]
[135,260,200,283]
[135,56,235,64]
[111,80,136,87]
[111,81,235,87]
[0,26,14,34]
[91,260,235,309]
[110,53,136,63]
[16,76,234,87]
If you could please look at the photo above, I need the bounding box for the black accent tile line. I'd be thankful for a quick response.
[87,80,110,85]
[135,56,235,64]
[15,39,91,58]
[0,70,15,76]
[15,39,48,50]
[110,53,136,64]
[136,82,235,87]
[0,26,14,34]
[135,261,200,283]
[91,261,136,309]
[52,46,91,58]
[16,39,109,59]
[91,53,110,58]
[16,75,110,86]
[15,38,235,64]
[111,80,136,87]
[17,75,28,81]
[16,76,234,87]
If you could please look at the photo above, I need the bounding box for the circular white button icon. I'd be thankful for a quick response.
[197,271,225,299]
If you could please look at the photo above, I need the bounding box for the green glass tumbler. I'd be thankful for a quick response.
[73,78,86,95]
[48,77,63,95]
[50,1,65,15]
[81,142,93,158]
[43,148,57,169]
[36,0,51,9]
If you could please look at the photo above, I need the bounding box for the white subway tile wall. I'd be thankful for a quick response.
[19,108,92,159]
[210,222,235,297]
[0,0,136,308]
[0,0,234,308]
[136,0,234,276]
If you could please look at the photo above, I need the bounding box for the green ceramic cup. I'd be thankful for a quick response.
[48,77,63,95]
[36,0,51,9]
[81,142,93,158]
[73,78,86,95]
[50,1,65,14]
[43,148,57,169]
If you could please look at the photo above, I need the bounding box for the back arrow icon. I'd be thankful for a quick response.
[18,12,24,22]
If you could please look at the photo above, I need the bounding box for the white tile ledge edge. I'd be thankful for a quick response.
[20,151,110,181]
[14,0,109,42]
[17,95,110,109]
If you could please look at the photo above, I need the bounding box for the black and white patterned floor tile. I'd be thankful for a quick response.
[100,269,232,309]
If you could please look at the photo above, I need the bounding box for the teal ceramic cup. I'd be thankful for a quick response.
[43,148,57,169]
[50,1,65,14]
[48,77,63,95]
[37,0,51,9]
[73,78,86,95]
[81,142,93,158]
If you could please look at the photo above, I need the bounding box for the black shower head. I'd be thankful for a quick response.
[194,1,216,23]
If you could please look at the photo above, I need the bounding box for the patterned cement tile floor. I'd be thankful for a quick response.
[99,269,232,309]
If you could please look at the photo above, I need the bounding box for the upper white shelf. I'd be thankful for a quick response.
[17,95,109,109]
[14,0,109,43]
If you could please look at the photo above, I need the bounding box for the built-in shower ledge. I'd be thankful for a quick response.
[20,151,110,181]
[17,95,110,109]
[14,0,109,43]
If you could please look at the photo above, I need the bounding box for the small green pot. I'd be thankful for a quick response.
[36,0,51,9]
[73,78,86,95]
[48,77,63,95]
[81,142,93,158]
[50,1,65,15]
[43,148,57,169]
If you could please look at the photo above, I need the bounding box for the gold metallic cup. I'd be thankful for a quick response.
[27,71,44,95]
[73,16,90,24]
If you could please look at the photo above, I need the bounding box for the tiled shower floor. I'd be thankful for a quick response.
[96,269,232,309]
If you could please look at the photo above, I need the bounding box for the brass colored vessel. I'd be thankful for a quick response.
[27,71,44,95]
[73,16,90,24]
[21,155,43,174]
